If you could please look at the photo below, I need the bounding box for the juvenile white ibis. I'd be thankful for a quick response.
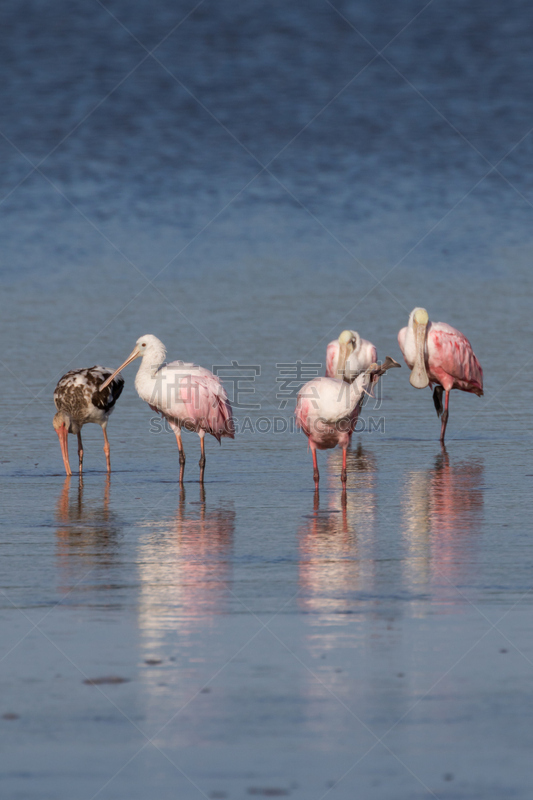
[296,346,400,488]
[398,307,483,442]
[53,367,124,476]
[325,329,377,379]
[100,335,233,484]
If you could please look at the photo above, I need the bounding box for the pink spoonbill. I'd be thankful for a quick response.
[53,366,125,476]
[296,338,400,488]
[100,335,233,483]
[325,329,377,379]
[398,308,483,442]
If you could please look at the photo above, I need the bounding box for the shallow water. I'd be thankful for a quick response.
[1,1,533,798]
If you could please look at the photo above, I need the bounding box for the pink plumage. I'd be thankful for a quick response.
[398,308,483,441]
[325,342,338,379]
[100,335,233,483]
[423,322,483,395]
[296,356,400,487]
[170,369,234,442]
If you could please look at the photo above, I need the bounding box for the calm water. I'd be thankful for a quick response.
[1,1,533,798]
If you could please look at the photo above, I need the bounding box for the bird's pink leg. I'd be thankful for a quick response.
[311,445,319,489]
[175,431,186,484]
[341,448,347,487]
[102,425,111,472]
[104,474,110,511]
[199,435,206,484]
[440,390,450,443]
[77,432,84,474]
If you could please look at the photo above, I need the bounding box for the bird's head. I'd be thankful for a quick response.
[135,334,167,356]
[337,330,361,377]
[338,329,353,346]
[412,307,429,326]
[338,329,361,351]
[100,335,167,390]
[53,410,71,432]
[53,411,74,475]
[53,411,80,435]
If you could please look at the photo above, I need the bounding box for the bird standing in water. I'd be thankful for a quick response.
[398,307,483,442]
[296,332,400,488]
[53,367,124,476]
[100,335,233,484]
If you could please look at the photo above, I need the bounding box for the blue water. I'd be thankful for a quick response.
[1,1,533,798]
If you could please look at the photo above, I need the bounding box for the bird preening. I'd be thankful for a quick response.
[53,313,483,485]
[296,329,401,489]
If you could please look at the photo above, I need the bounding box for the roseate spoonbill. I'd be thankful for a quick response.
[53,367,124,476]
[326,330,377,379]
[398,308,483,442]
[100,335,233,483]
[296,353,400,488]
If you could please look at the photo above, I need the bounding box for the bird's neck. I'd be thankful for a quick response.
[135,351,166,403]
[347,372,371,409]
[332,373,369,415]
[141,347,166,375]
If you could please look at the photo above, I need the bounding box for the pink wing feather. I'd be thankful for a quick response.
[428,324,483,395]
[175,372,234,441]
[325,340,338,378]
[295,391,311,437]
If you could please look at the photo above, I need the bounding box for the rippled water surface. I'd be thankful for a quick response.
[1,1,533,798]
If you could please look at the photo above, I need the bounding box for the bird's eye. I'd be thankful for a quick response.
[142,343,146,347]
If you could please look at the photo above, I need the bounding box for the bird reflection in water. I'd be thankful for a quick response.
[55,475,122,590]
[298,445,377,615]
[137,487,235,641]
[327,442,377,533]
[402,447,484,596]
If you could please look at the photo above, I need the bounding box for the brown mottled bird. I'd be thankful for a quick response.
[53,366,124,476]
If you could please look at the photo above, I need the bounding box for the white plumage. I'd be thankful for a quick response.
[100,335,233,483]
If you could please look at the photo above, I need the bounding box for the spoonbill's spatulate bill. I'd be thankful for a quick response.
[398,307,483,442]
[53,366,125,476]
[100,335,234,484]
[296,332,400,489]
[325,329,377,380]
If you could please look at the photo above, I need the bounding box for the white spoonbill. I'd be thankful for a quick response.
[53,366,124,476]
[296,353,400,489]
[325,329,377,379]
[100,335,234,483]
[398,308,483,442]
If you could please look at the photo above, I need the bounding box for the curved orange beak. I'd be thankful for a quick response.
[56,423,72,476]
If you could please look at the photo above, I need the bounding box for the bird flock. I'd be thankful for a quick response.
[53,307,483,487]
